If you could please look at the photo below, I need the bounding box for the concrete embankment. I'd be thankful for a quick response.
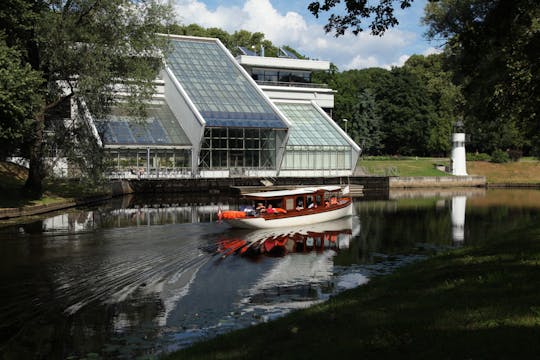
[389,175,486,188]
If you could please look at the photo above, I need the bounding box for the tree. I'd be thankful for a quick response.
[423,0,540,155]
[0,35,43,159]
[350,88,384,155]
[377,66,436,156]
[403,54,463,156]
[0,0,172,197]
[308,0,416,36]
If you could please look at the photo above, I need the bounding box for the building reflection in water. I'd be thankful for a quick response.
[34,194,238,234]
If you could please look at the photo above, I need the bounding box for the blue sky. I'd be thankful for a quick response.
[172,0,442,70]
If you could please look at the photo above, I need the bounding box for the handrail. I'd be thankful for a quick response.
[255,80,329,89]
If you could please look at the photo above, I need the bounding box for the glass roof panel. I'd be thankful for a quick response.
[167,38,287,129]
[276,103,350,147]
[94,101,191,146]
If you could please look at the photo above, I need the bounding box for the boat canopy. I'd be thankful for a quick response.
[244,186,342,199]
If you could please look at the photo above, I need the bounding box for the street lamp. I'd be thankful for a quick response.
[342,118,348,133]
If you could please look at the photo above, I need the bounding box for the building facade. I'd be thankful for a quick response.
[88,35,360,179]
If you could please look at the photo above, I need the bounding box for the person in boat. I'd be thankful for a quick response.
[296,200,304,211]
[243,205,255,216]
[256,203,266,213]
[266,204,275,214]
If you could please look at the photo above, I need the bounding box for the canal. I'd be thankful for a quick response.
[0,188,539,358]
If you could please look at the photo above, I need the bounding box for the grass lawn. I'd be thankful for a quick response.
[358,157,450,177]
[165,224,540,360]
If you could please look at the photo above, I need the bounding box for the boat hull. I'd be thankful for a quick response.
[225,203,353,229]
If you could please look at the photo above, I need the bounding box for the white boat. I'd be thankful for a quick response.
[219,186,353,229]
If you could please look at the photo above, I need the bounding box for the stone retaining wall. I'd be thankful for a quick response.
[389,176,486,188]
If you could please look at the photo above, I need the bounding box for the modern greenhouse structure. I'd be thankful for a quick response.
[88,35,360,179]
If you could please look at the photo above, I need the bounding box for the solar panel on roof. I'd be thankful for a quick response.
[279,47,298,59]
[238,46,257,56]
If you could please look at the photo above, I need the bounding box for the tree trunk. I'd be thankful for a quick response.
[23,112,45,198]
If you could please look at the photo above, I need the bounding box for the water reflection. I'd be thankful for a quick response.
[0,189,539,358]
[214,217,359,257]
[451,196,467,244]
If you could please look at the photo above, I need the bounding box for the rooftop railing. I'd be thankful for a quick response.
[255,80,329,89]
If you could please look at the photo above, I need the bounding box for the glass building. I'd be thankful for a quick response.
[277,102,353,176]
[90,35,360,178]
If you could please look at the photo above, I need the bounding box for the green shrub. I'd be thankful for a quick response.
[507,149,522,162]
[490,149,510,163]
[467,153,491,161]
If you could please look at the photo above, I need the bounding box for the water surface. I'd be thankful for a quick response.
[0,189,538,358]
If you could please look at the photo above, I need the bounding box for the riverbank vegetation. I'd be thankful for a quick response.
[0,162,108,208]
[165,222,540,360]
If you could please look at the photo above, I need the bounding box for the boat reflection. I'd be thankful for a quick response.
[215,216,359,257]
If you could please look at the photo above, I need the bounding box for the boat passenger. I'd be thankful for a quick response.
[243,205,255,216]
[296,200,304,211]
[266,204,275,214]
[256,203,266,213]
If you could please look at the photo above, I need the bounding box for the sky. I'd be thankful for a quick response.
[171,0,443,71]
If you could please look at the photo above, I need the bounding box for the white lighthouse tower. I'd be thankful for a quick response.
[451,120,467,176]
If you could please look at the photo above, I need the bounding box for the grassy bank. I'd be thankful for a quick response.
[166,224,540,359]
[0,161,109,209]
[357,157,450,177]
[467,158,540,184]
[359,156,540,184]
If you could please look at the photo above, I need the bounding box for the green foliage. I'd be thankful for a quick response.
[328,55,460,157]
[424,0,540,155]
[466,153,491,161]
[402,54,462,156]
[377,66,436,156]
[0,35,43,158]
[490,149,510,163]
[350,88,384,155]
[308,0,414,36]
[0,0,173,195]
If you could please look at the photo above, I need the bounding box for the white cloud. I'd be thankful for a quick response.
[422,46,443,56]
[173,0,432,70]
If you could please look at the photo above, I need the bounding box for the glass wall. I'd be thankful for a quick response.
[106,148,191,176]
[251,68,311,84]
[281,146,351,170]
[199,127,283,170]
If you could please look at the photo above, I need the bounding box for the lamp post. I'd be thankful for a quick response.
[342,118,348,133]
